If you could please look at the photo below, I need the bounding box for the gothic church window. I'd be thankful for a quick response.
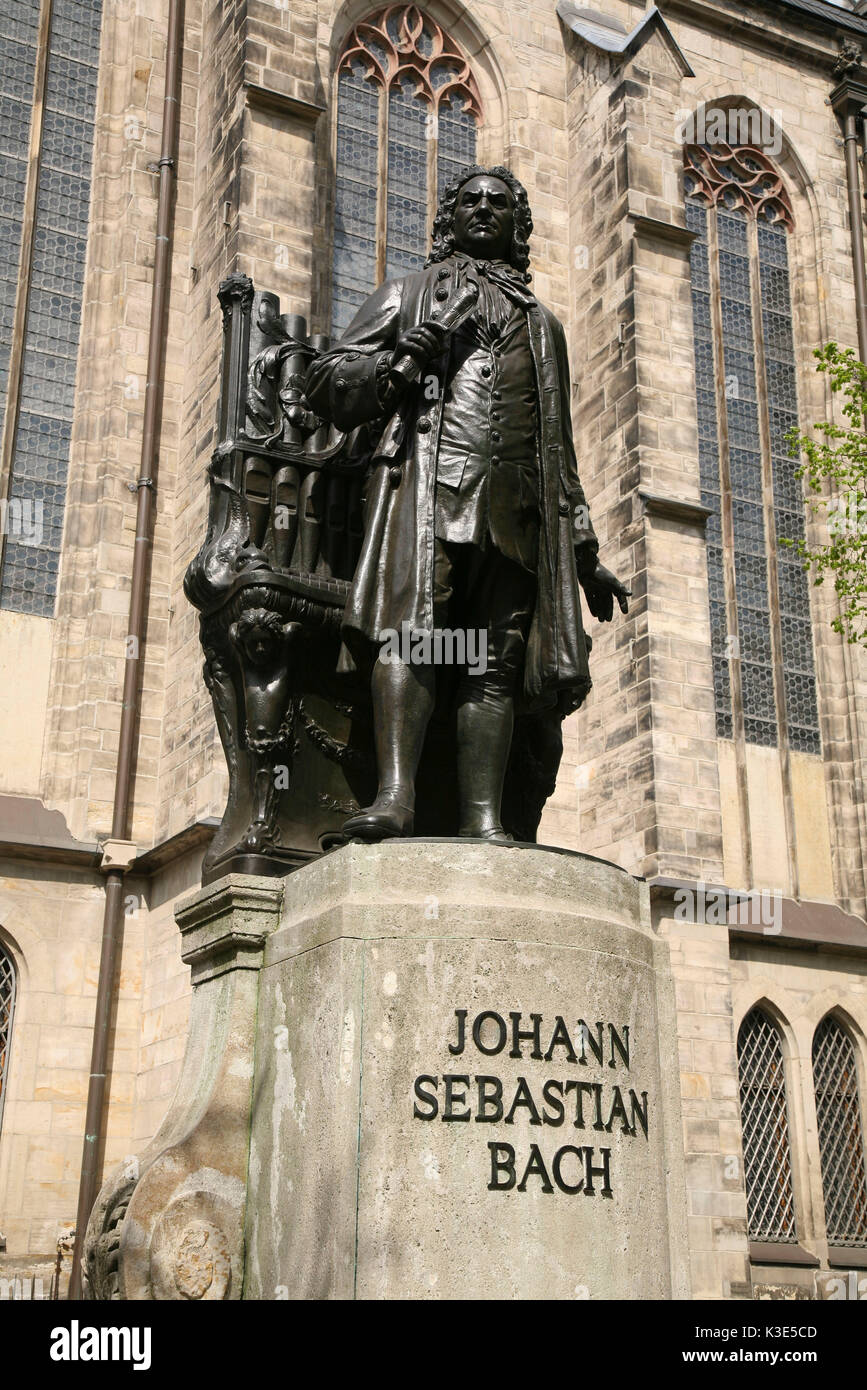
[0,943,15,1137]
[0,0,104,617]
[331,5,481,337]
[812,1015,867,1248]
[684,139,820,755]
[737,1006,798,1243]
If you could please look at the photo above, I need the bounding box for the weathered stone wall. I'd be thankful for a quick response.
[656,903,752,1299]
[0,864,144,1256]
[39,0,202,848]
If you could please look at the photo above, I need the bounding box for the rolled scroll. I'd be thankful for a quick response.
[389,276,480,385]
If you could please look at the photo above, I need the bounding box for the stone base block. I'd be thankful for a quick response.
[245,841,689,1300]
[84,843,689,1301]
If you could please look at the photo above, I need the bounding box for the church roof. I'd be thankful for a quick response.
[556,3,696,74]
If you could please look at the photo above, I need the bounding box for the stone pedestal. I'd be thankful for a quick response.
[248,842,689,1300]
[84,842,690,1300]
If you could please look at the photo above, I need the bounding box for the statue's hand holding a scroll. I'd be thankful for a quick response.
[391,320,448,375]
[388,278,480,390]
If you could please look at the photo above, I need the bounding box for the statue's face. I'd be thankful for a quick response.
[452,174,514,261]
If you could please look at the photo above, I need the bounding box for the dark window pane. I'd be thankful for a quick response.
[0,0,104,616]
[0,0,40,463]
[812,1018,867,1247]
[385,77,429,282]
[738,1008,798,1243]
[331,64,379,339]
[758,222,820,753]
[436,95,476,203]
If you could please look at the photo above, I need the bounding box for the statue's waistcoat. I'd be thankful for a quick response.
[304,255,597,708]
[436,271,539,570]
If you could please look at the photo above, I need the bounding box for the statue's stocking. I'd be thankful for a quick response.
[343,658,435,839]
[455,688,514,841]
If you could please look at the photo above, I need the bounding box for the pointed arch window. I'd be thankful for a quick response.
[331,5,481,336]
[684,139,820,755]
[812,1015,867,1248]
[737,1006,797,1242]
[0,943,15,1136]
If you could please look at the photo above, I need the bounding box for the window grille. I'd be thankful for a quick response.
[0,944,15,1136]
[686,198,733,738]
[331,5,481,336]
[812,1015,867,1247]
[0,0,104,617]
[685,137,820,754]
[737,1007,797,1242]
[0,0,41,439]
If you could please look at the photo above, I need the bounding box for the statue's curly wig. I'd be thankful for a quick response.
[425,165,533,282]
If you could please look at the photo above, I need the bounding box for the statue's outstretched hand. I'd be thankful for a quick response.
[580,561,631,622]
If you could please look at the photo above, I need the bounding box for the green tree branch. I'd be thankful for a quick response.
[783,341,867,647]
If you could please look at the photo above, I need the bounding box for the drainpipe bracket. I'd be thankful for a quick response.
[830,77,867,122]
[99,838,139,873]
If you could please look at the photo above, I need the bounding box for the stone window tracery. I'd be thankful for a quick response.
[331,5,481,336]
[685,138,820,755]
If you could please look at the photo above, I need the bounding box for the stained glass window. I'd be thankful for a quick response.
[333,62,379,335]
[737,1007,797,1243]
[0,0,103,617]
[0,0,41,435]
[760,220,820,754]
[385,75,429,282]
[686,199,732,739]
[331,5,481,337]
[0,943,15,1137]
[685,140,820,755]
[812,1016,867,1248]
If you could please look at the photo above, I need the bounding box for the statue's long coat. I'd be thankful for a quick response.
[305,254,597,709]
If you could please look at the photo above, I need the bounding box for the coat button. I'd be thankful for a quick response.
[437,267,450,281]
[417,418,431,433]
[481,365,492,378]
[492,456,500,466]
[492,389,502,400]
[389,467,402,487]
[435,287,449,302]
[335,377,347,389]
[559,501,570,516]
[491,430,501,443]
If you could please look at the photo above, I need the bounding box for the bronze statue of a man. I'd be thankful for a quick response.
[306,166,628,843]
